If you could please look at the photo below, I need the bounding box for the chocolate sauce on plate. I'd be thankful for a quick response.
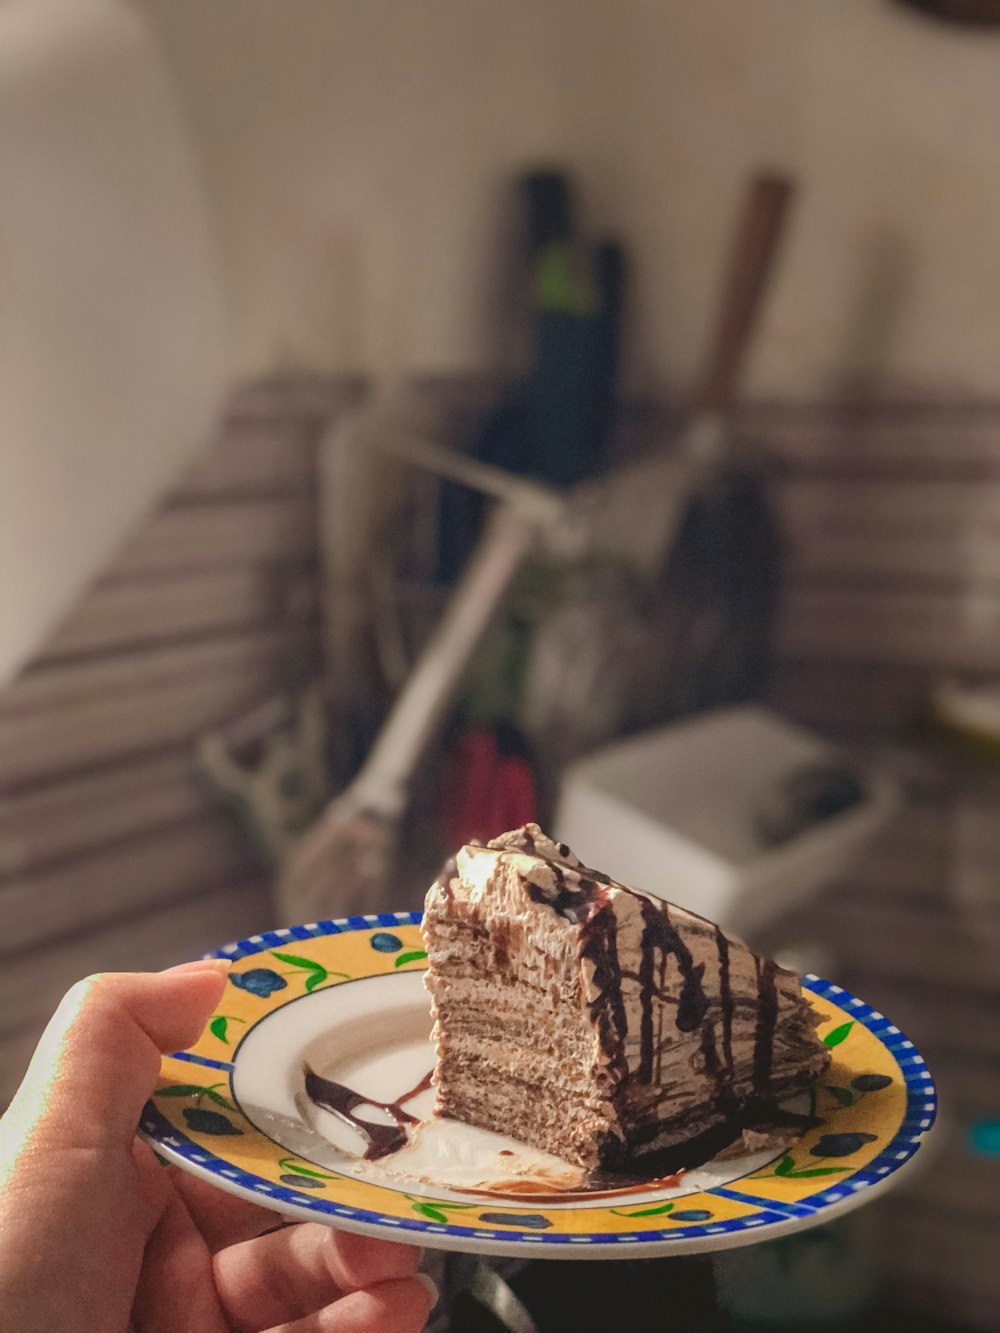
[303,1067,433,1161]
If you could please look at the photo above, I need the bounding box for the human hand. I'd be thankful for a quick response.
[0,962,437,1332]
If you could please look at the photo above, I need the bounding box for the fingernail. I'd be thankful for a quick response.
[416,1273,439,1308]
[163,958,232,976]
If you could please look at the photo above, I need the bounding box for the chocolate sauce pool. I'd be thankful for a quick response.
[303,1067,433,1160]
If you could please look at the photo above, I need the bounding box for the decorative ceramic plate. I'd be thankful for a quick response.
[140,913,937,1258]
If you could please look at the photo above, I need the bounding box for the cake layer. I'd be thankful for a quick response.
[436,1055,617,1165]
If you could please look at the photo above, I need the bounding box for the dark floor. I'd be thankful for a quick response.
[444,1256,975,1332]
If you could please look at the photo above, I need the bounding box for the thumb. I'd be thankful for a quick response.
[0,963,231,1333]
[3,961,231,1163]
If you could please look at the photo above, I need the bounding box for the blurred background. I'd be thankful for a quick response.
[2,1,1000,1328]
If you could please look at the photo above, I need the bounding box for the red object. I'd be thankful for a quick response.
[441,727,537,849]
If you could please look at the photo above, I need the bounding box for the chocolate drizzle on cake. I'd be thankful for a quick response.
[492,919,512,970]
[579,902,630,1080]
[700,1023,723,1088]
[715,925,734,1083]
[601,1095,822,1178]
[752,958,779,1091]
[523,861,585,922]
[433,857,458,903]
[489,827,610,925]
[635,898,709,1082]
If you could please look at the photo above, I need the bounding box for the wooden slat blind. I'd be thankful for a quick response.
[757,398,1000,1325]
[0,378,358,1106]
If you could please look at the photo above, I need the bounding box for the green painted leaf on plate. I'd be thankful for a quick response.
[827,1085,855,1106]
[277,1157,338,1180]
[611,1202,676,1217]
[404,1194,474,1212]
[272,951,326,975]
[394,950,428,968]
[210,1016,228,1043]
[304,970,329,992]
[412,1203,449,1224]
[203,1088,234,1110]
[155,1085,205,1098]
[773,1155,796,1177]
[784,1166,851,1178]
[823,1021,854,1049]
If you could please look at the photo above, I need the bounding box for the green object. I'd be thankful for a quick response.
[827,1086,855,1107]
[277,1157,337,1181]
[459,552,635,727]
[610,1202,675,1218]
[534,241,597,315]
[155,1082,233,1109]
[766,1154,849,1180]
[394,950,428,968]
[823,1021,854,1049]
[271,950,349,992]
[970,1119,1000,1155]
[714,1217,878,1327]
[208,1013,247,1045]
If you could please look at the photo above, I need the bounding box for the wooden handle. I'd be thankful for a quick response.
[696,173,795,414]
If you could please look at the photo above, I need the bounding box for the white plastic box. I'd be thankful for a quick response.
[554,706,899,938]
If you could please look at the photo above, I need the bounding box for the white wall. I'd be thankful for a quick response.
[620,0,1000,397]
[140,0,1000,396]
[137,0,626,382]
[0,0,225,686]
